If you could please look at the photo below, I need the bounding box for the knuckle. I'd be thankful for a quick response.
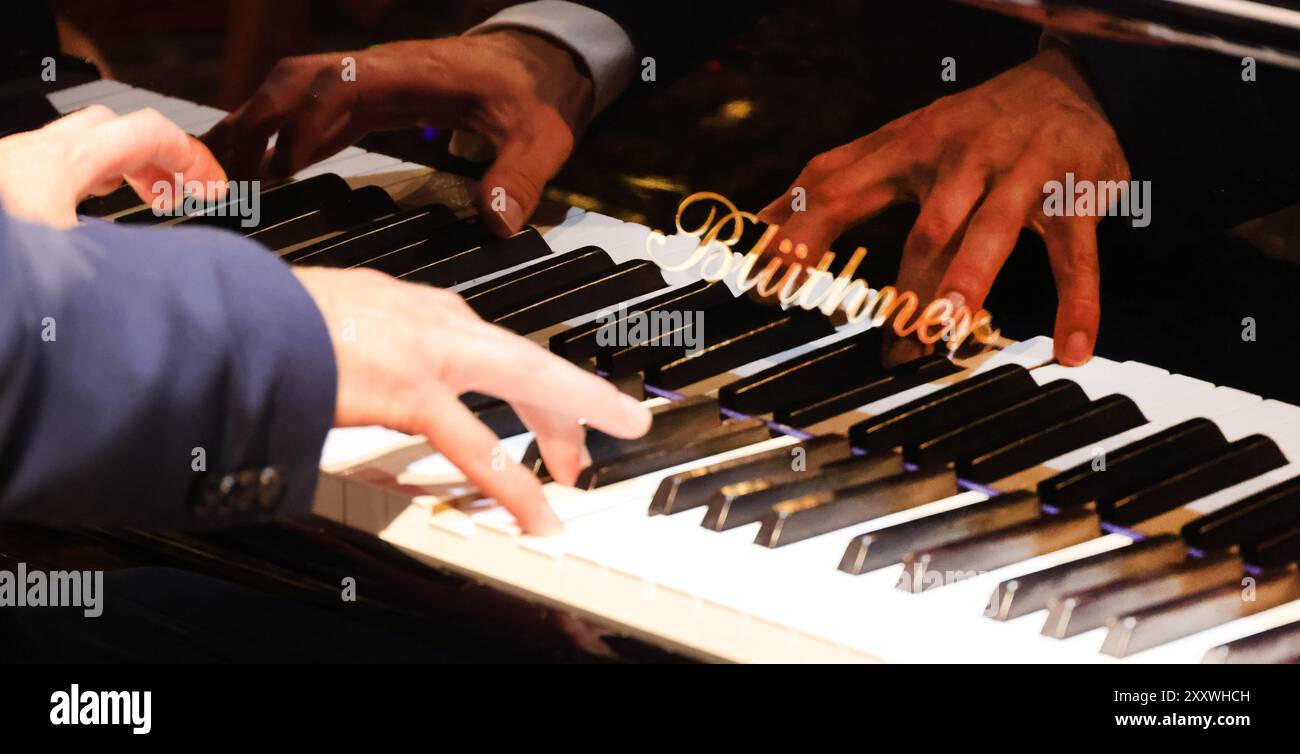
[803,150,839,178]
[910,209,960,250]
[429,286,469,310]
[81,104,114,121]
[269,56,308,79]
[132,108,170,132]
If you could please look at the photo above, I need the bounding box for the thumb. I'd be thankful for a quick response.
[478,122,572,237]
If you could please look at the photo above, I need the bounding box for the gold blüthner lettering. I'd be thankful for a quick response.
[645,192,1000,351]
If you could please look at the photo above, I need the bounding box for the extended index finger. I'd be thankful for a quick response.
[448,325,652,441]
[71,109,227,207]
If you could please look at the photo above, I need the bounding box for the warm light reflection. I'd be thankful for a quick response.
[621,175,689,194]
[721,99,754,122]
[544,188,603,211]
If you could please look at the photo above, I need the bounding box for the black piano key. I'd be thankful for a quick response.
[493,261,668,335]
[1038,418,1227,510]
[459,246,613,320]
[575,419,771,489]
[348,185,401,221]
[774,354,959,428]
[364,217,530,275]
[520,395,719,478]
[1203,619,1300,664]
[1101,565,1300,657]
[848,364,1039,454]
[754,468,959,548]
[596,296,785,378]
[248,185,400,252]
[958,395,1147,484]
[470,398,529,438]
[282,202,459,265]
[646,309,835,390]
[702,454,906,531]
[1100,434,1288,527]
[1241,521,1300,568]
[897,508,1101,593]
[649,435,851,515]
[1041,551,1243,639]
[548,281,733,362]
[460,391,499,411]
[120,173,352,231]
[984,534,1187,621]
[839,490,1043,575]
[1182,475,1300,553]
[903,380,1090,468]
[605,370,646,400]
[718,330,884,415]
[397,226,552,288]
[78,184,146,218]
[461,362,644,437]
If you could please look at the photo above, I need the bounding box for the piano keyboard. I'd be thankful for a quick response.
[46,77,1300,665]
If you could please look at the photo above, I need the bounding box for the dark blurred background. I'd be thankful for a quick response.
[49,0,1300,402]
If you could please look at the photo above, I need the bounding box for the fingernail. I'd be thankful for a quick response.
[620,394,652,436]
[942,290,966,311]
[1062,331,1093,366]
[501,197,525,235]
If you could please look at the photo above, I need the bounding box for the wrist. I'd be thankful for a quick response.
[479,29,595,129]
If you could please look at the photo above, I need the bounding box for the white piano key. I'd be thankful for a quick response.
[471,435,798,534]
[174,106,227,133]
[1029,356,1125,389]
[294,152,401,181]
[1214,399,1300,440]
[542,211,654,263]
[318,426,422,474]
[397,397,672,487]
[358,160,429,177]
[1149,598,1300,664]
[972,335,1056,372]
[47,79,132,112]
[80,87,175,116]
[1184,461,1300,516]
[868,534,1133,663]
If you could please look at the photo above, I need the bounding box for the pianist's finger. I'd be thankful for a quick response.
[0,107,226,228]
[80,108,228,210]
[292,266,651,534]
[512,403,590,488]
[931,167,1042,320]
[204,32,593,237]
[452,325,652,440]
[416,385,565,536]
[756,47,1127,367]
[1042,223,1102,366]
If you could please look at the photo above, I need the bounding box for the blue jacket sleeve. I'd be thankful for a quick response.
[0,208,337,529]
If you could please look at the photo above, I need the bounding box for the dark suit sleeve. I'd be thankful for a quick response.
[0,208,337,529]
[1068,35,1300,242]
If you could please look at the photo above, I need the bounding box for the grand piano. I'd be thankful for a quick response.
[3,0,1300,664]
